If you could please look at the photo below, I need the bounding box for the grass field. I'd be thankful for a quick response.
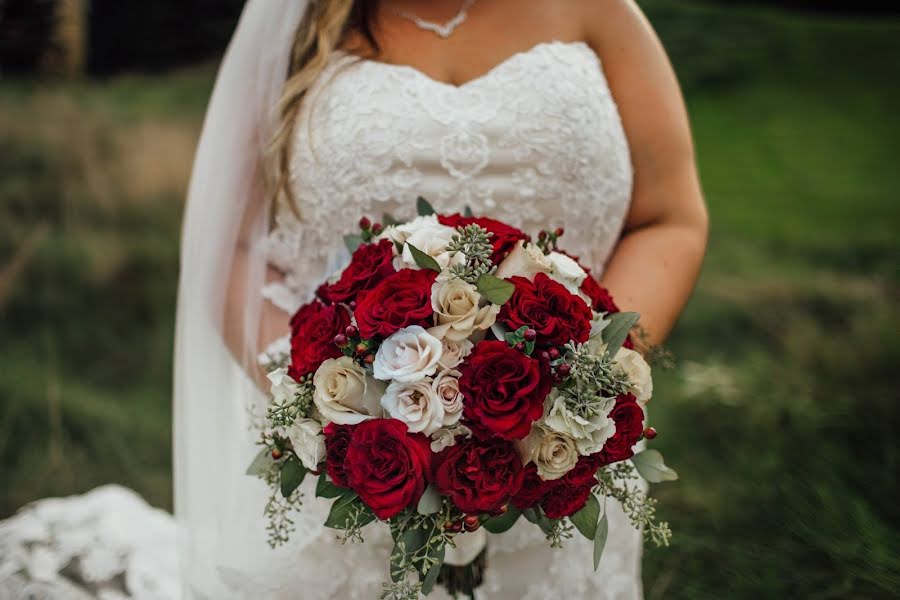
[1,2,897,598]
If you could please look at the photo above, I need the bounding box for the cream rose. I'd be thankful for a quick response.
[381,379,445,435]
[313,357,383,425]
[542,391,617,455]
[546,251,587,295]
[518,425,580,481]
[429,423,472,453]
[438,338,473,370]
[495,241,552,280]
[286,418,325,471]
[432,369,464,426]
[429,278,500,341]
[373,326,443,383]
[381,215,461,271]
[614,347,654,406]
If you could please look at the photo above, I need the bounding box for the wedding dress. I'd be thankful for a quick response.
[0,2,644,599]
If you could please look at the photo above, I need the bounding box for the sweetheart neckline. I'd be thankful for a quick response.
[333,39,595,90]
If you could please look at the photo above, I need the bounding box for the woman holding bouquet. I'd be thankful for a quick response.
[174,0,708,598]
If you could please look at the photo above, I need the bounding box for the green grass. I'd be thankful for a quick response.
[1,2,898,598]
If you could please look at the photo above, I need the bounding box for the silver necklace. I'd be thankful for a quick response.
[393,0,477,39]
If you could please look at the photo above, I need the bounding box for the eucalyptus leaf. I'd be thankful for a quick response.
[407,243,442,272]
[420,544,445,595]
[315,473,346,499]
[390,529,428,582]
[382,212,402,226]
[570,494,601,541]
[343,233,364,254]
[416,196,436,216]
[522,507,554,535]
[279,457,307,498]
[631,449,679,483]
[463,205,475,218]
[482,505,522,534]
[245,447,273,477]
[476,273,515,305]
[600,311,640,357]
[417,484,443,515]
[593,513,609,571]
[324,492,362,529]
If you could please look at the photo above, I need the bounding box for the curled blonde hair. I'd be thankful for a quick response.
[269,0,375,217]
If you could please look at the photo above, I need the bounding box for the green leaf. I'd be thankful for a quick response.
[245,447,274,477]
[420,544,445,595]
[315,473,347,499]
[463,205,474,218]
[407,243,442,272]
[482,505,522,534]
[476,273,515,305]
[390,529,428,582]
[343,233,364,254]
[324,492,362,529]
[631,449,679,483]
[570,494,601,540]
[593,513,609,571]
[522,507,554,535]
[279,457,307,498]
[417,484,443,515]
[416,196,436,216]
[382,212,402,226]
[601,311,640,357]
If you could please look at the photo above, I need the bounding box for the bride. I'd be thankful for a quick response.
[1,1,707,598]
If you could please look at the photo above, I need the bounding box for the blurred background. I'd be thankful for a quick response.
[1,0,897,598]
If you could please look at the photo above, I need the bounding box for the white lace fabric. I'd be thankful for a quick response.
[1,40,642,599]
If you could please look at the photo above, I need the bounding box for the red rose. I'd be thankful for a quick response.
[438,214,529,263]
[459,340,552,440]
[499,273,593,347]
[596,393,645,466]
[560,453,603,488]
[323,423,354,489]
[510,464,554,510]
[354,269,437,339]
[344,419,432,519]
[288,301,351,379]
[541,480,595,519]
[433,437,524,514]
[317,239,395,305]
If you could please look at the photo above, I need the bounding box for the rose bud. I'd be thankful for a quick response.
[333,333,349,347]
[540,351,551,362]
[359,216,371,230]
[643,427,658,440]
[514,342,526,352]
[556,363,572,377]
[554,227,565,237]
[355,343,368,355]
[444,520,463,533]
[372,222,383,235]
[523,328,537,342]
[363,353,376,365]
[463,515,481,531]
[345,325,359,338]
[548,347,560,360]
[271,448,283,460]
[538,230,548,241]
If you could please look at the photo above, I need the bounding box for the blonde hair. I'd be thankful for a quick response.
[268,0,361,217]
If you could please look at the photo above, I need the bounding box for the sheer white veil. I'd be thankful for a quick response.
[173,1,308,597]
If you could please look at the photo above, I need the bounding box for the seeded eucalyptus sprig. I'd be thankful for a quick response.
[555,342,631,420]
[446,224,495,284]
[595,462,672,547]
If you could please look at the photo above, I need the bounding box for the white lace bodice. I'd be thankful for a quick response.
[264,40,633,313]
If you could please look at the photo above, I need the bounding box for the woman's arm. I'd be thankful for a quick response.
[583,0,709,348]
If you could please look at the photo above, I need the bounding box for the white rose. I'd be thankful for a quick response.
[267,367,301,405]
[286,418,325,471]
[373,326,443,383]
[432,369,464,426]
[542,391,617,455]
[495,241,552,280]
[313,357,383,425]
[383,216,462,271]
[438,338,473,370]
[381,379,445,435]
[518,425,580,481]
[429,278,500,341]
[546,251,587,296]
[429,423,472,453]
[614,347,654,406]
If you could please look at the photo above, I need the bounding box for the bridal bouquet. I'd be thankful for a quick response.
[249,198,676,599]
